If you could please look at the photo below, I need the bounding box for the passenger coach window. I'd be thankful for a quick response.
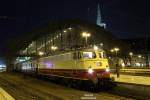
[83,52,96,59]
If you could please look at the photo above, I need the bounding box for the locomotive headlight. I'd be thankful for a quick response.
[105,68,110,72]
[88,68,94,74]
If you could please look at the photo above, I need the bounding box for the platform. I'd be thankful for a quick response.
[0,87,15,100]
[112,74,150,86]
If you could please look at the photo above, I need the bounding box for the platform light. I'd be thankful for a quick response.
[121,63,125,67]
[110,47,120,55]
[110,49,114,52]
[93,45,98,50]
[51,46,58,51]
[82,32,91,37]
[114,47,119,52]
[114,47,119,56]
[129,52,133,67]
[138,55,142,58]
[129,52,133,56]
[18,59,26,62]
[25,57,30,60]
[63,30,67,33]
[82,32,91,46]
[38,51,44,56]
[29,44,31,48]
[135,63,140,66]
[68,27,72,30]
[100,43,103,47]
[30,43,33,46]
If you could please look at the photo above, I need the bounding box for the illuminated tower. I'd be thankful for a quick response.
[97,4,106,28]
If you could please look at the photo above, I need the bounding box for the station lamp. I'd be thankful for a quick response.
[63,30,67,33]
[51,46,58,51]
[110,49,114,53]
[129,52,133,56]
[93,45,99,50]
[114,47,119,55]
[68,27,72,30]
[138,55,142,58]
[110,47,120,56]
[38,51,44,56]
[82,32,91,46]
[100,43,103,47]
[114,48,119,52]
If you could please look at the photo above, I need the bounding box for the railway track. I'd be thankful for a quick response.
[0,73,63,100]
[0,72,135,100]
[107,82,150,100]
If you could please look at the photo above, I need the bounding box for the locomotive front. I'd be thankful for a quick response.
[78,49,114,87]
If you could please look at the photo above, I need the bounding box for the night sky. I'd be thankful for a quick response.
[0,0,150,53]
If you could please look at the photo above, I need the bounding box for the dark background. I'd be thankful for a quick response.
[0,0,150,53]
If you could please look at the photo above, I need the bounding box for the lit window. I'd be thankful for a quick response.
[83,52,96,59]
[99,52,106,58]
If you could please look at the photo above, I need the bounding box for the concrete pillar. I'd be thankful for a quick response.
[6,57,14,72]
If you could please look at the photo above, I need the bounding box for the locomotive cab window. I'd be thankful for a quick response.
[82,52,96,59]
[99,52,106,58]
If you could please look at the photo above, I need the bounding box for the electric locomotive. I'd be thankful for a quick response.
[15,47,114,89]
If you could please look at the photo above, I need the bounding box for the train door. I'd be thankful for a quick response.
[73,51,81,77]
